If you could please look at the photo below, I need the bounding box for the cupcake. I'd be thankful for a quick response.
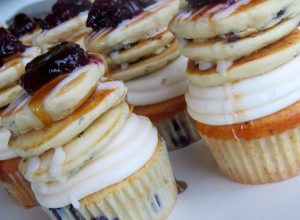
[85,0,200,150]
[2,42,177,219]
[9,13,42,46]
[170,0,300,184]
[34,0,92,51]
[0,28,41,207]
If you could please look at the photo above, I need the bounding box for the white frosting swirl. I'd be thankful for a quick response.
[32,114,158,208]
[186,55,300,125]
[0,127,16,160]
[126,56,188,106]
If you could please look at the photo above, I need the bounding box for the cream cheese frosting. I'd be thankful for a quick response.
[0,127,16,160]
[186,54,300,125]
[126,56,188,106]
[31,113,158,208]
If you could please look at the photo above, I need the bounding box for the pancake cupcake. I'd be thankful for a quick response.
[34,0,92,51]
[2,42,177,219]
[85,0,200,150]
[170,0,300,184]
[0,28,41,207]
[9,13,42,46]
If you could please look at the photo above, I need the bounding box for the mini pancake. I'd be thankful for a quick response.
[68,27,92,51]
[20,28,42,46]
[35,13,88,52]
[2,62,106,135]
[0,47,41,90]
[181,16,300,62]
[85,0,179,53]
[109,40,180,81]
[20,103,130,182]
[170,0,300,39]
[187,28,300,87]
[9,82,127,158]
[0,85,23,109]
[106,31,175,66]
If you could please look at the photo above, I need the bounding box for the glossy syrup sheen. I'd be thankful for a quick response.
[29,75,67,127]
[0,53,24,73]
[10,89,115,149]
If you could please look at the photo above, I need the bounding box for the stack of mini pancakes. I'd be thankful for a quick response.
[170,0,300,184]
[1,42,177,219]
[86,0,180,82]
[0,28,41,207]
[86,0,200,150]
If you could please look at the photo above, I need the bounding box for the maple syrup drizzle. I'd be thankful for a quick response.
[29,75,67,127]
[1,54,24,72]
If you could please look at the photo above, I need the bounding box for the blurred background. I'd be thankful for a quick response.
[0,0,55,23]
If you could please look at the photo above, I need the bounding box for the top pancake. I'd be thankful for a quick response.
[170,0,300,40]
[2,62,106,135]
[85,0,180,53]
[187,28,300,87]
[34,13,89,52]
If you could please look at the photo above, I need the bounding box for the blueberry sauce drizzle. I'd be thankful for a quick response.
[187,0,237,8]
[9,13,41,38]
[41,0,92,30]
[86,0,156,32]
[19,42,90,94]
[0,28,26,68]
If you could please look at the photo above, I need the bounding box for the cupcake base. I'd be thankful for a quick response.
[155,110,200,150]
[43,139,177,220]
[202,126,300,184]
[0,158,37,208]
[134,95,200,150]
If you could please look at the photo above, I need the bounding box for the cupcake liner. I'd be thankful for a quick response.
[0,167,37,208]
[155,109,200,150]
[201,126,300,184]
[43,141,177,220]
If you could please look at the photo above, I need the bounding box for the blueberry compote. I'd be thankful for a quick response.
[86,0,156,31]
[41,0,92,30]
[187,0,237,8]
[0,28,26,68]
[20,42,89,94]
[9,13,41,38]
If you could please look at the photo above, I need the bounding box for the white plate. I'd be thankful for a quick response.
[1,1,300,220]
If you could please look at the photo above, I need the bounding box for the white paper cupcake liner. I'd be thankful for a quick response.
[202,126,300,184]
[155,110,200,150]
[43,141,177,220]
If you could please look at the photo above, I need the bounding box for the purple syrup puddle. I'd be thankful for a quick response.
[41,0,92,30]
[20,42,90,94]
[187,0,237,8]
[9,13,41,38]
[0,28,26,68]
[86,0,156,32]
